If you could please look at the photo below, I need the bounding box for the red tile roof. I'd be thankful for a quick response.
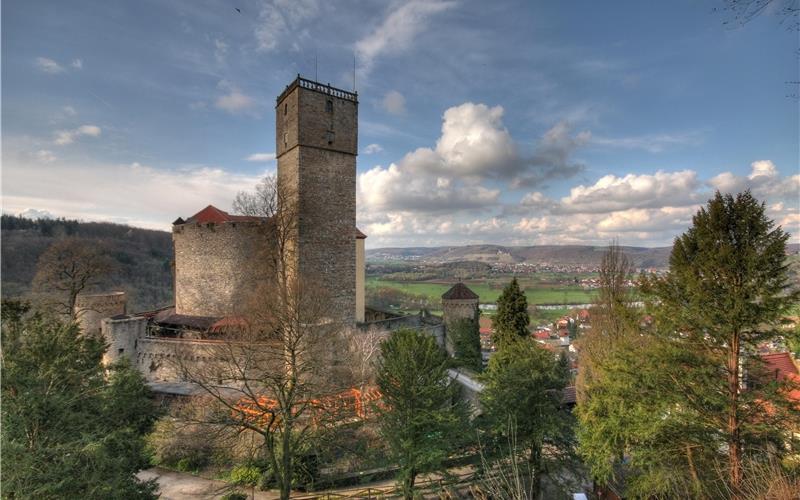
[184,205,264,224]
[442,282,479,300]
[179,205,368,239]
[534,331,551,340]
[761,352,799,382]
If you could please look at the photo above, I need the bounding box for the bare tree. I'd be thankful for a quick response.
[32,238,114,319]
[232,174,278,218]
[175,180,351,500]
[346,326,389,395]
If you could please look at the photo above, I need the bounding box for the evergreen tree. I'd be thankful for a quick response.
[376,329,468,499]
[493,278,530,348]
[450,317,483,372]
[643,191,799,493]
[1,301,159,499]
[577,193,800,497]
[480,339,575,497]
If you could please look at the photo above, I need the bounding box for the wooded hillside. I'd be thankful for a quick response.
[1,215,173,312]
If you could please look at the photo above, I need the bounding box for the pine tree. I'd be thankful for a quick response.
[1,301,159,499]
[376,329,468,499]
[480,339,575,497]
[643,190,799,493]
[493,278,530,348]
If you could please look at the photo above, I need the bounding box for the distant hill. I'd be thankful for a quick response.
[1,215,173,312]
[367,244,800,269]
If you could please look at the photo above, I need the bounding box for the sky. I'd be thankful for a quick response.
[2,0,798,248]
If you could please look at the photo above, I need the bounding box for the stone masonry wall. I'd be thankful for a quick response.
[173,221,272,317]
[276,81,357,326]
[75,292,127,337]
[101,315,146,366]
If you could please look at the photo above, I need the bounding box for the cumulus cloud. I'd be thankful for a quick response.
[557,170,700,214]
[363,143,383,154]
[245,152,276,162]
[35,57,65,74]
[358,163,499,213]
[708,160,800,201]
[355,0,455,77]
[255,0,320,52]
[71,59,83,69]
[215,81,257,115]
[513,121,591,188]
[381,90,406,115]
[54,125,102,145]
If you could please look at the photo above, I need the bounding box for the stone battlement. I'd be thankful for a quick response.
[277,76,358,105]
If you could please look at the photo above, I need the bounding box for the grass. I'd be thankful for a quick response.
[367,277,596,305]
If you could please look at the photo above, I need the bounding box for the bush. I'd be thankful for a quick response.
[221,493,247,500]
[146,418,214,470]
[229,465,261,486]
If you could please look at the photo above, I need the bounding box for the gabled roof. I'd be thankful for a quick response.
[355,227,367,239]
[183,205,265,224]
[442,282,478,300]
[761,352,799,382]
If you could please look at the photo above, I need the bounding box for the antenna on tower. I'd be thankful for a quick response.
[314,49,318,82]
[352,54,356,92]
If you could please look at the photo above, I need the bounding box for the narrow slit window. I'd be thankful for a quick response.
[326,100,333,113]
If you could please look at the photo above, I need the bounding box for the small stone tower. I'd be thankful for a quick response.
[276,77,358,325]
[441,283,479,355]
[74,291,127,337]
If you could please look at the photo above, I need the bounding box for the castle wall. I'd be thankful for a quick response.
[101,315,146,366]
[356,237,365,323]
[75,292,127,337]
[173,221,271,317]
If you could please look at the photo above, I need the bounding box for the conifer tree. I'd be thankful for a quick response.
[376,329,468,499]
[643,190,799,493]
[450,317,483,372]
[493,278,530,348]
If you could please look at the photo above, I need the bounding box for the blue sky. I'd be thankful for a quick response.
[2,0,798,247]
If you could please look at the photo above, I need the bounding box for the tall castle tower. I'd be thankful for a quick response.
[276,77,358,325]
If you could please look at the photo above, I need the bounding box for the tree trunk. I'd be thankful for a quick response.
[280,422,292,500]
[727,332,742,495]
[404,470,416,500]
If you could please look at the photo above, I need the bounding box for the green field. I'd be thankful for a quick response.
[366,277,596,305]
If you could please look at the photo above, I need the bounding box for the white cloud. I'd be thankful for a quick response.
[363,143,383,154]
[708,160,800,200]
[71,59,83,69]
[214,38,228,64]
[255,0,320,52]
[62,105,77,116]
[245,152,276,162]
[54,124,102,145]
[215,81,257,115]
[18,208,55,220]
[591,131,704,153]
[2,156,267,231]
[355,0,455,77]
[34,150,57,163]
[35,57,65,74]
[381,90,406,115]
[557,170,700,214]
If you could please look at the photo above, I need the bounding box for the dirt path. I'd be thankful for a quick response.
[137,468,279,499]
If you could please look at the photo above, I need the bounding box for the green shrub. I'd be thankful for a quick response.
[146,418,214,470]
[230,465,261,486]
[221,493,247,500]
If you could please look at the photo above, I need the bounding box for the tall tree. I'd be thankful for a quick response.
[480,339,575,497]
[642,190,799,493]
[376,328,468,499]
[493,278,530,348]
[32,238,114,319]
[1,301,158,499]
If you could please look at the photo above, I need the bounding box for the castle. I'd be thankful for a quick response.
[75,76,479,388]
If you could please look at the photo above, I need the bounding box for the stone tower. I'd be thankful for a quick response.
[276,77,358,325]
[442,283,480,355]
